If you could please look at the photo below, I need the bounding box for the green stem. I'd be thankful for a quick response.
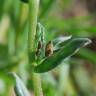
[28,0,39,52]
[32,73,43,96]
[28,0,43,96]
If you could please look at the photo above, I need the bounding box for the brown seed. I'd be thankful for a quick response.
[45,41,53,57]
[38,41,42,49]
[36,41,42,55]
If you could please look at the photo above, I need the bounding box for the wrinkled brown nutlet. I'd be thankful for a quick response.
[38,41,42,49]
[36,41,42,55]
[45,41,53,57]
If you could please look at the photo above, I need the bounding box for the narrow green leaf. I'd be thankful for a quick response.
[53,36,72,51]
[34,38,91,73]
[12,73,31,96]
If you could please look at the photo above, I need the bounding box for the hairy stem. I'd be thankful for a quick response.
[28,0,43,96]
[28,0,39,52]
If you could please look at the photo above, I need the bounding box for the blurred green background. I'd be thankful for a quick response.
[0,0,96,96]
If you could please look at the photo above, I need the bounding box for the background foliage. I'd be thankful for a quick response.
[0,0,96,96]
